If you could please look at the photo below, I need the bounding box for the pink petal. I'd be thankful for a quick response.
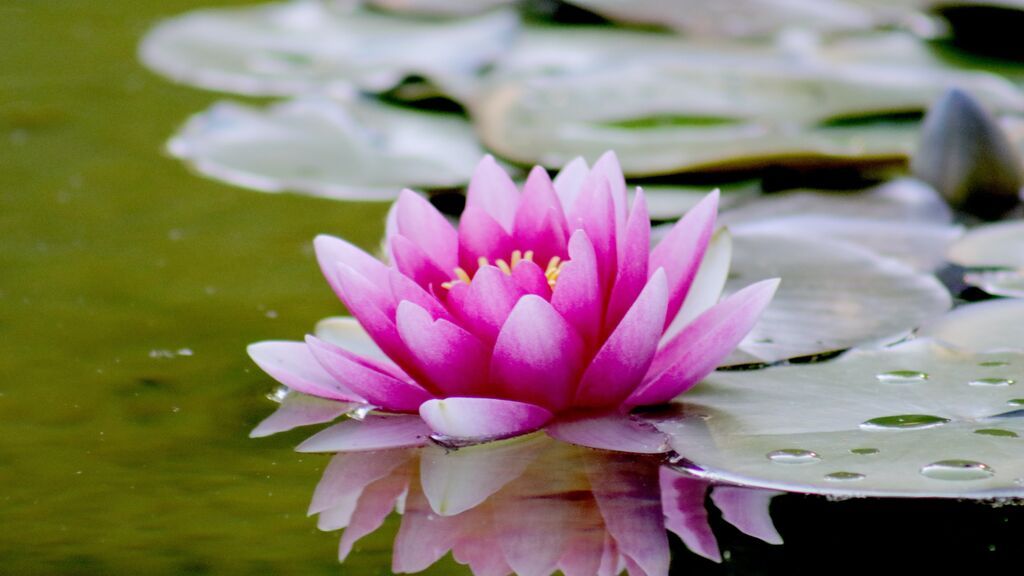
[567,178,617,291]
[458,205,515,272]
[659,468,721,562]
[389,269,448,321]
[551,230,603,349]
[494,485,571,576]
[394,189,458,272]
[546,411,670,454]
[419,397,553,441]
[511,259,553,298]
[395,301,491,397]
[575,269,668,407]
[306,335,434,412]
[455,534,516,576]
[390,234,451,290]
[631,278,780,406]
[663,228,732,343]
[419,436,542,516]
[249,392,355,438]
[333,263,408,361]
[314,234,390,301]
[310,449,412,515]
[553,156,589,212]
[513,166,569,266]
[466,155,520,232]
[338,472,410,561]
[445,264,524,345]
[580,151,628,235]
[247,341,359,402]
[649,190,720,330]
[605,189,651,332]
[491,295,585,410]
[587,453,670,576]
[710,486,784,545]
[296,414,432,452]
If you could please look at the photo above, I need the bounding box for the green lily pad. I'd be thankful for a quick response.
[948,220,1024,268]
[471,26,1024,176]
[167,96,488,200]
[368,0,516,16]
[723,231,951,363]
[139,0,519,97]
[657,337,1024,498]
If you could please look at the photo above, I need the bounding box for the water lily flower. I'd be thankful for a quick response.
[249,152,778,444]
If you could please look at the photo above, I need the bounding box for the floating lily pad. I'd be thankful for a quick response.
[724,231,951,363]
[168,96,488,200]
[139,0,519,97]
[656,338,1024,498]
[919,299,1024,351]
[471,26,1024,176]
[368,0,516,16]
[947,220,1024,268]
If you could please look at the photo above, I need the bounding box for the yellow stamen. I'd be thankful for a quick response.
[510,250,522,267]
[442,250,565,290]
[454,267,472,284]
[523,250,534,263]
[496,259,512,275]
[544,256,564,289]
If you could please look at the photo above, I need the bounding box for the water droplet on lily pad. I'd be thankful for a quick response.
[1008,399,1024,406]
[969,377,1016,387]
[920,460,995,481]
[766,449,821,464]
[979,361,1010,367]
[850,447,880,455]
[876,370,929,383]
[975,428,1019,438]
[825,471,866,481]
[860,414,950,430]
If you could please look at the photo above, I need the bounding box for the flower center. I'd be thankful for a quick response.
[441,249,565,290]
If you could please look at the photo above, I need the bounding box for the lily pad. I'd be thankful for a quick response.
[139,0,519,97]
[471,26,1024,176]
[656,338,1024,498]
[368,0,516,16]
[724,231,952,363]
[919,298,1024,351]
[167,95,488,200]
[947,220,1024,268]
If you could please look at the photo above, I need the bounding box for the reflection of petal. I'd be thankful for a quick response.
[297,415,431,452]
[310,449,412,515]
[338,472,410,561]
[659,468,720,562]
[249,392,354,438]
[711,486,784,545]
[546,411,670,454]
[392,479,466,573]
[587,452,670,576]
[419,436,542,516]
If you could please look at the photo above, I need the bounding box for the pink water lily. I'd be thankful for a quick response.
[249,152,778,443]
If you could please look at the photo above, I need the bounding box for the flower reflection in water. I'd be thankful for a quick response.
[308,435,781,575]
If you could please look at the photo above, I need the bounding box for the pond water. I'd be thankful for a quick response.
[4,1,1024,574]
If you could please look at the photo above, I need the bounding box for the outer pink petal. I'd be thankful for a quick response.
[649,190,720,329]
[551,230,603,349]
[546,411,670,454]
[630,279,780,406]
[659,468,721,562]
[333,263,407,360]
[466,154,520,232]
[314,234,390,301]
[568,178,617,291]
[605,189,651,333]
[338,473,409,561]
[575,269,667,407]
[306,335,433,412]
[710,487,784,545]
[587,453,670,576]
[248,341,359,402]
[419,397,553,441]
[446,265,524,345]
[553,156,589,213]
[249,393,355,438]
[458,205,515,272]
[491,295,585,410]
[513,166,569,266]
[388,269,448,320]
[390,234,451,290]
[395,301,491,397]
[394,189,458,272]
[296,415,432,452]
[309,449,411,515]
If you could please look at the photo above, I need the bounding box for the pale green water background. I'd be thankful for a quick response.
[5,2,1024,575]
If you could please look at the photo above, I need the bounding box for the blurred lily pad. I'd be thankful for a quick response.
[919,298,1024,350]
[167,95,488,200]
[724,231,952,363]
[657,335,1024,498]
[139,0,519,97]
[948,220,1024,268]
[471,26,1024,176]
[368,0,516,16]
